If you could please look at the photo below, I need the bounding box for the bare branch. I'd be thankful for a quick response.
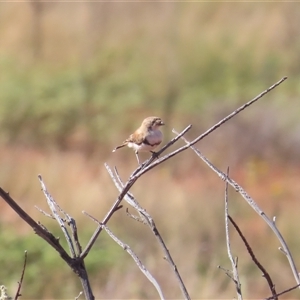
[83,211,165,300]
[75,291,83,300]
[0,188,70,262]
[105,164,191,300]
[38,175,76,258]
[14,251,28,300]
[0,179,95,300]
[34,205,55,219]
[173,132,300,288]
[264,283,300,300]
[229,216,277,299]
[224,169,243,300]
[218,265,235,281]
[140,77,288,175]
[126,208,146,224]
[37,175,94,300]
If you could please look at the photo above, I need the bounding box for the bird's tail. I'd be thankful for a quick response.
[112,144,126,152]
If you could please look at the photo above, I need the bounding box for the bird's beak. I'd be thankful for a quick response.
[160,121,165,126]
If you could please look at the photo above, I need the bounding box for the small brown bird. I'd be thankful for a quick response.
[113,116,165,165]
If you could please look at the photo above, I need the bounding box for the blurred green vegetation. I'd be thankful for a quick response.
[0,2,299,154]
[0,45,297,153]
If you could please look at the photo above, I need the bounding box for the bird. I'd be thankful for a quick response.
[113,116,165,165]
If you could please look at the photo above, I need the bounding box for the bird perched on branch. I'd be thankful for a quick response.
[113,116,165,165]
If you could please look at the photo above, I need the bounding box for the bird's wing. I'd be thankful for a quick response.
[127,131,145,145]
[113,130,149,152]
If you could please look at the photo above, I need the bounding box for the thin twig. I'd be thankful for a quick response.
[264,283,300,300]
[14,250,28,300]
[75,291,83,300]
[34,205,54,219]
[38,175,76,258]
[126,208,146,224]
[218,265,235,281]
[229,216,277,299]
[224,169,243,300]
[83,211,165,300]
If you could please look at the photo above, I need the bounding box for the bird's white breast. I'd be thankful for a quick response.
[147,129,163,145]
[128,129,163,152]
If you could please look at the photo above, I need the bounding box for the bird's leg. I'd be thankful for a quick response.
[135,151,141,165]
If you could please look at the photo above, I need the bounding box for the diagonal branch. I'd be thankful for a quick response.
[136,77,287,176]
[229,216,277,299]
[265,283,300,300]
[173,131,300,288]
[84,211,166,300]
[105,164,191,300]
[0,188,71,262]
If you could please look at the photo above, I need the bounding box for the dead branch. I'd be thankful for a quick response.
[173,129,300,289]
[14,250,28,300]
[0,182,94,300]
[224,170,243,300]
[139,77,287,175]
[0,188,70,262]
[105,164,191,300]
[84,212,165,300]
[37,175,94,300]
[265,283,300,300]
[229,216,277,299]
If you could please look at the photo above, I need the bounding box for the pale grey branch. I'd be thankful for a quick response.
[224,171,243,300]
[83,211,165,300]
[173,131,300,288]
